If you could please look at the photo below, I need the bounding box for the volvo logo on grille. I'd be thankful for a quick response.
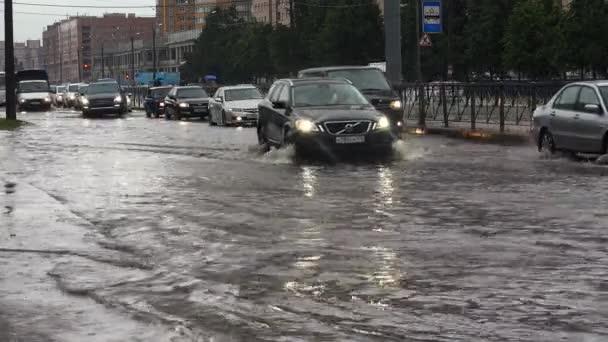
[344,123,355,133]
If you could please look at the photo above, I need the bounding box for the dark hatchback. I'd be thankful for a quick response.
[257,78,395,156]
[81,81,127,117]
[164,86,210,120]
[298,66,403,133]
[144,86,172,118]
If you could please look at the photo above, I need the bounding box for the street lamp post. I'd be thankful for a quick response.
[4,0,16,120]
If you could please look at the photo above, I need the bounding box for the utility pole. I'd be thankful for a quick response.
[4,0,16,120]
[384,0,402,86]
[101,43,105,78]
[130,36,135,86]
[152,25,157,82]
[415,0,426,127]
[289,0,294,28]
[268,0,273,25]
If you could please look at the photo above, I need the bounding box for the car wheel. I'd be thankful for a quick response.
[539,129,556,155]
[282,127,294,148]
[175,109,181,121]
[209,113,217,126]
[221,110,227,126]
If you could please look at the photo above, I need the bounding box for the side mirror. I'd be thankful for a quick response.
[128,93,133,97]
[272,100,287,109]
[215,97,223,103]
[584,104,602,114]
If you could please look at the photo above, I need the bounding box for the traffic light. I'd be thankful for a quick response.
[125,73,130,80]
[83,63,89,70]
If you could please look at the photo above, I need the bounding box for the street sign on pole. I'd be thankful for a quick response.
[422,1,442,34]
[419,33,432,47]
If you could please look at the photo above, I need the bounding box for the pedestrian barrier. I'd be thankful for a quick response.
[395,82,566,131]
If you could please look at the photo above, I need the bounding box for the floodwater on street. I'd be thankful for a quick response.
[1,110,607,342]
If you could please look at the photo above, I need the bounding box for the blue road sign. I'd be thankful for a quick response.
[422,1,442,34]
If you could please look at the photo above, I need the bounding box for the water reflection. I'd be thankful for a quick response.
[377,166,394,207]
[367,246,402,288]
[300,166,317,198]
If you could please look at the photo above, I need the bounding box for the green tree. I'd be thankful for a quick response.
[464,0,515,79]
[503,0,561,79]
[314,0,384,66]
[562,0,608,78]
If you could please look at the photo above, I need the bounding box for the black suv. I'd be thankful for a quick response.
[81,81,127,117]
[257,78,394,156]
[298,66,403,133]
[163,86,210,120]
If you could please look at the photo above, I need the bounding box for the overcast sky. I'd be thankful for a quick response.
[0,0,155,42]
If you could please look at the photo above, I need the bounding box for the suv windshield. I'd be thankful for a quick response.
[19,81,48,93]
[152,88,171,99]
[88,83,120,95]
[293,83,370,107]
[57,86,66,93]
[327,69,391,91]
[600,87,608,107]
[178,88,207,99]
[69,85,80,92]
[225,88,263,101]
[79,85,89,94]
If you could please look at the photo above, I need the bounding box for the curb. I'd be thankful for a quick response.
[405,126,533,145]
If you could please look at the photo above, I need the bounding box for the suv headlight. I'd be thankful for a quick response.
[295,119,319,133]
[376,116,390,130]
[390,100,402,110]
[114,96,122,103]
[179,102,189,108]
[81,98,89,105]
[19,98,26,103]
[44,97,51,102]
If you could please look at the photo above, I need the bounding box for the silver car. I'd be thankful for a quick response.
[208,85,264,126]
[533,81,608,155]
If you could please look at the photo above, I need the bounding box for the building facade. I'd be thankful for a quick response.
[0,40,43,72]
[251,0,290,26]
[43,14,156,83]
[157,0,232,34]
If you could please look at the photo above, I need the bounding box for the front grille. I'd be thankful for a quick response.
[190,102,207,108]
[90,99,113,107]
[243,108,258,114]
[324,121,372,135]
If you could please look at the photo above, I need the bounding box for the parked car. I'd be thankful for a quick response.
[16,70,52,112]
[208,85,264,126]
[257,78,395,156]
[298,66,403,134]
[144,86,172,118]
[164,86,209,120]
[75,84,89,110]
[81,81,128,118]
[533,81,608,156]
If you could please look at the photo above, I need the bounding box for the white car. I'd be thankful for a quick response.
[208,85,264,126]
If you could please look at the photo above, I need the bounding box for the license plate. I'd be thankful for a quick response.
[336,136,365,144]
[30,101,40,105]
[193,108,205,113]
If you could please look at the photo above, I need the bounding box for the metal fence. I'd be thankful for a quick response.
[396,82,566,131]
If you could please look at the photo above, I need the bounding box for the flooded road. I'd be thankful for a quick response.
[1,110,607,341]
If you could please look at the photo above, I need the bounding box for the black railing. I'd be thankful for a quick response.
[395,82,566,131]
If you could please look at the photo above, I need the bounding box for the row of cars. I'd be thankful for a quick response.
[52,81,134,114]
[142,66,405,155]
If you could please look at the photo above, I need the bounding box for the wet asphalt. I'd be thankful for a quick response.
[0,109,607,342]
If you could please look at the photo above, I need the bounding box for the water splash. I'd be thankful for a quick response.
[259,145,295,164]
[392,139,428,161]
